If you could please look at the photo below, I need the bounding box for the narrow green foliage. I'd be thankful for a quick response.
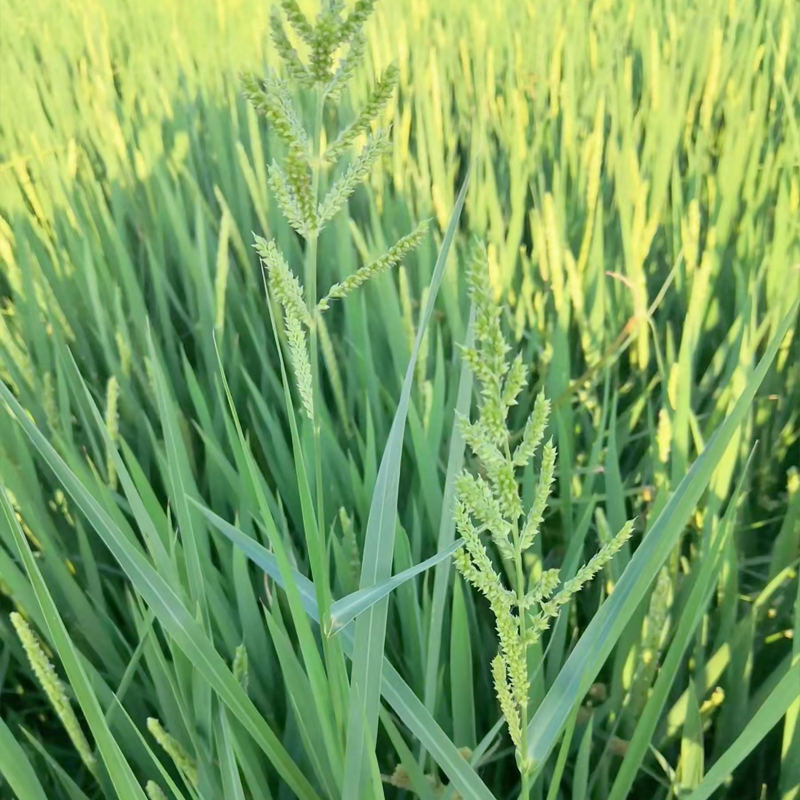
[146,717,199,789]
[10,612,98,777]
[3,0,799,797]
[453,245,633,784]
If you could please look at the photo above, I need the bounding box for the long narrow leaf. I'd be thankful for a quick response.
[686,659,800,800]
[526,301,799,769]
[342,165,472,799]
[195,501,497,800]
[0,383,322,800]
[328,539,463,633]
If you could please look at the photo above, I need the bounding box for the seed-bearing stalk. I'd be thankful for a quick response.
[305,83,327,623]
[453,243,633,797]
[245,0,427,761]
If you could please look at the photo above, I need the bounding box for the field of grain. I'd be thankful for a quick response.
[1,0,799,798]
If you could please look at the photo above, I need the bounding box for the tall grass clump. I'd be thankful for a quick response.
[0,0,799,799]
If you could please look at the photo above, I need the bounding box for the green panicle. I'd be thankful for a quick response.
[279,0,315,44]
[452,243,633,777]
[10,612,98,776]
[270,7,312,86]
[317,220,427,311]
[492,655,522,748]
[147,717,199,788]
[317,129,391,228]
[326,64,400,161]
[145,782,169,800]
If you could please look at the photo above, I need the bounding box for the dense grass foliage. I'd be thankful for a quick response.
[1,0,799,799]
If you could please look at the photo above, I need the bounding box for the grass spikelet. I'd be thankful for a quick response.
[145,782,169,800]
[338,0,378,43]
[512,391,550,467]
[10,612,98,776]
[397,265,416,355]
[317,220,427,310]
[284,149,318,233]
[629,566,672,718]
[577,95,605,274]
[326,64,400,161]
[270,7,312,86]
[105,376,119,490]
[267,161,307,235]
[683,198,701,274]
[147,717,198,788]
[254,237,311,327]
[279,0,315,44]
[325,30,366,98]
[700,26,723,133]
[338,507,361,593]
[317,129,392,227]
[214,207,232,336]
[309,7,343,83]
[242,72,308,155]
[519,440,556,551]
[43,372,58,431]
[255,236,314,419]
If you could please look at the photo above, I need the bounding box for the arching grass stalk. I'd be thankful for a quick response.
[242,0,427,696]
[453,242,634,799]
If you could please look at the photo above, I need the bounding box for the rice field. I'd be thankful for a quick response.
[0,0,799,799]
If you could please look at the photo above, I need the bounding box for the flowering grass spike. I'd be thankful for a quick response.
[453,243,634,792]
[244,0,426,423]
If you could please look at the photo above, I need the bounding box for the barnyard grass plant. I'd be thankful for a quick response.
[453,243,634,795]
[243,0,427,429]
